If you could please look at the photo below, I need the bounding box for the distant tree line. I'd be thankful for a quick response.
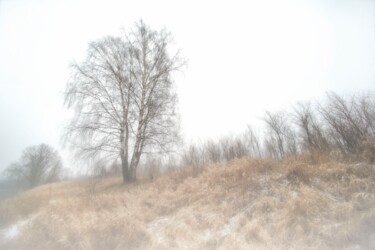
[2,144,64,191]
[178,92,375,169]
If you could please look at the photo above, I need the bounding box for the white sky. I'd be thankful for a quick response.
[0,0,375,172]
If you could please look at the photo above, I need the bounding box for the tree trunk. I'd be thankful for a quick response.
[128,166,136,182]
[120,127,133,183]
[121,155,138,183]
[128,150,142,182]
[121,155,130,183]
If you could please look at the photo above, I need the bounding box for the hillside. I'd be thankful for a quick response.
[1,157,375,249]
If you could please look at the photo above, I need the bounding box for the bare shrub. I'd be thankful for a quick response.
[319,92,375,155]
[203,139,222,163]
[243,125,262,158]
[220,136,236,161]
[361,140,375,163]
[181,144,204,167]
[181,144,205,176]
[286,167,311,186]
[232,135,250,159]
[263,111,298,159]
[142,157,163,180]
[293,102,331,154]
[219,135,249,162]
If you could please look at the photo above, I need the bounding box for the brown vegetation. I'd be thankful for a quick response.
[1,156,374,249]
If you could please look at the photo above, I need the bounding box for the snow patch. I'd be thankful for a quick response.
[3,224,20,239]
[1,212,41,242]
[220,215,238,238]
[220,223,231,237]
[147,216,173,244]
[201,229,212,242]
[2,220,27,240]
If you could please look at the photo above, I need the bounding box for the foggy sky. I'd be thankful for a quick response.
[0,0,374,173]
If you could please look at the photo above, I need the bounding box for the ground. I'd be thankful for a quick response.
[1,157,375,249]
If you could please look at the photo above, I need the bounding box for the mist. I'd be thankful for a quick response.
[1,0,375,249]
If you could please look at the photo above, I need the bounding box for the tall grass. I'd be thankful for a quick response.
[1,156,374,249]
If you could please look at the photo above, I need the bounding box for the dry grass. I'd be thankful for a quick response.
[1,157,375,249]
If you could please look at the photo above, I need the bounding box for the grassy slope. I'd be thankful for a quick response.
[0,157,375,249]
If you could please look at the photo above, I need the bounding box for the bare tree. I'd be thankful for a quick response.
[293,102,330,154]
[181,144,205,168]
[357,93,375,138]
[319,92,375,155]
[220,136,237,161]
[263,111,298,159]
[203,139,222,163]
[219,135,248,162]
[5,144,63,189]
[64,21,184,182]
[243,125,262,158]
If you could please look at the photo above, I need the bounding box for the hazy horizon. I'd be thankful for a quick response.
[1,0,375,173]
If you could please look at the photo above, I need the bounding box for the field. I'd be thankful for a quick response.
[1,157,375,249]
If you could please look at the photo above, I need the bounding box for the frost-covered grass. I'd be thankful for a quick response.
[0,157,375,249]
